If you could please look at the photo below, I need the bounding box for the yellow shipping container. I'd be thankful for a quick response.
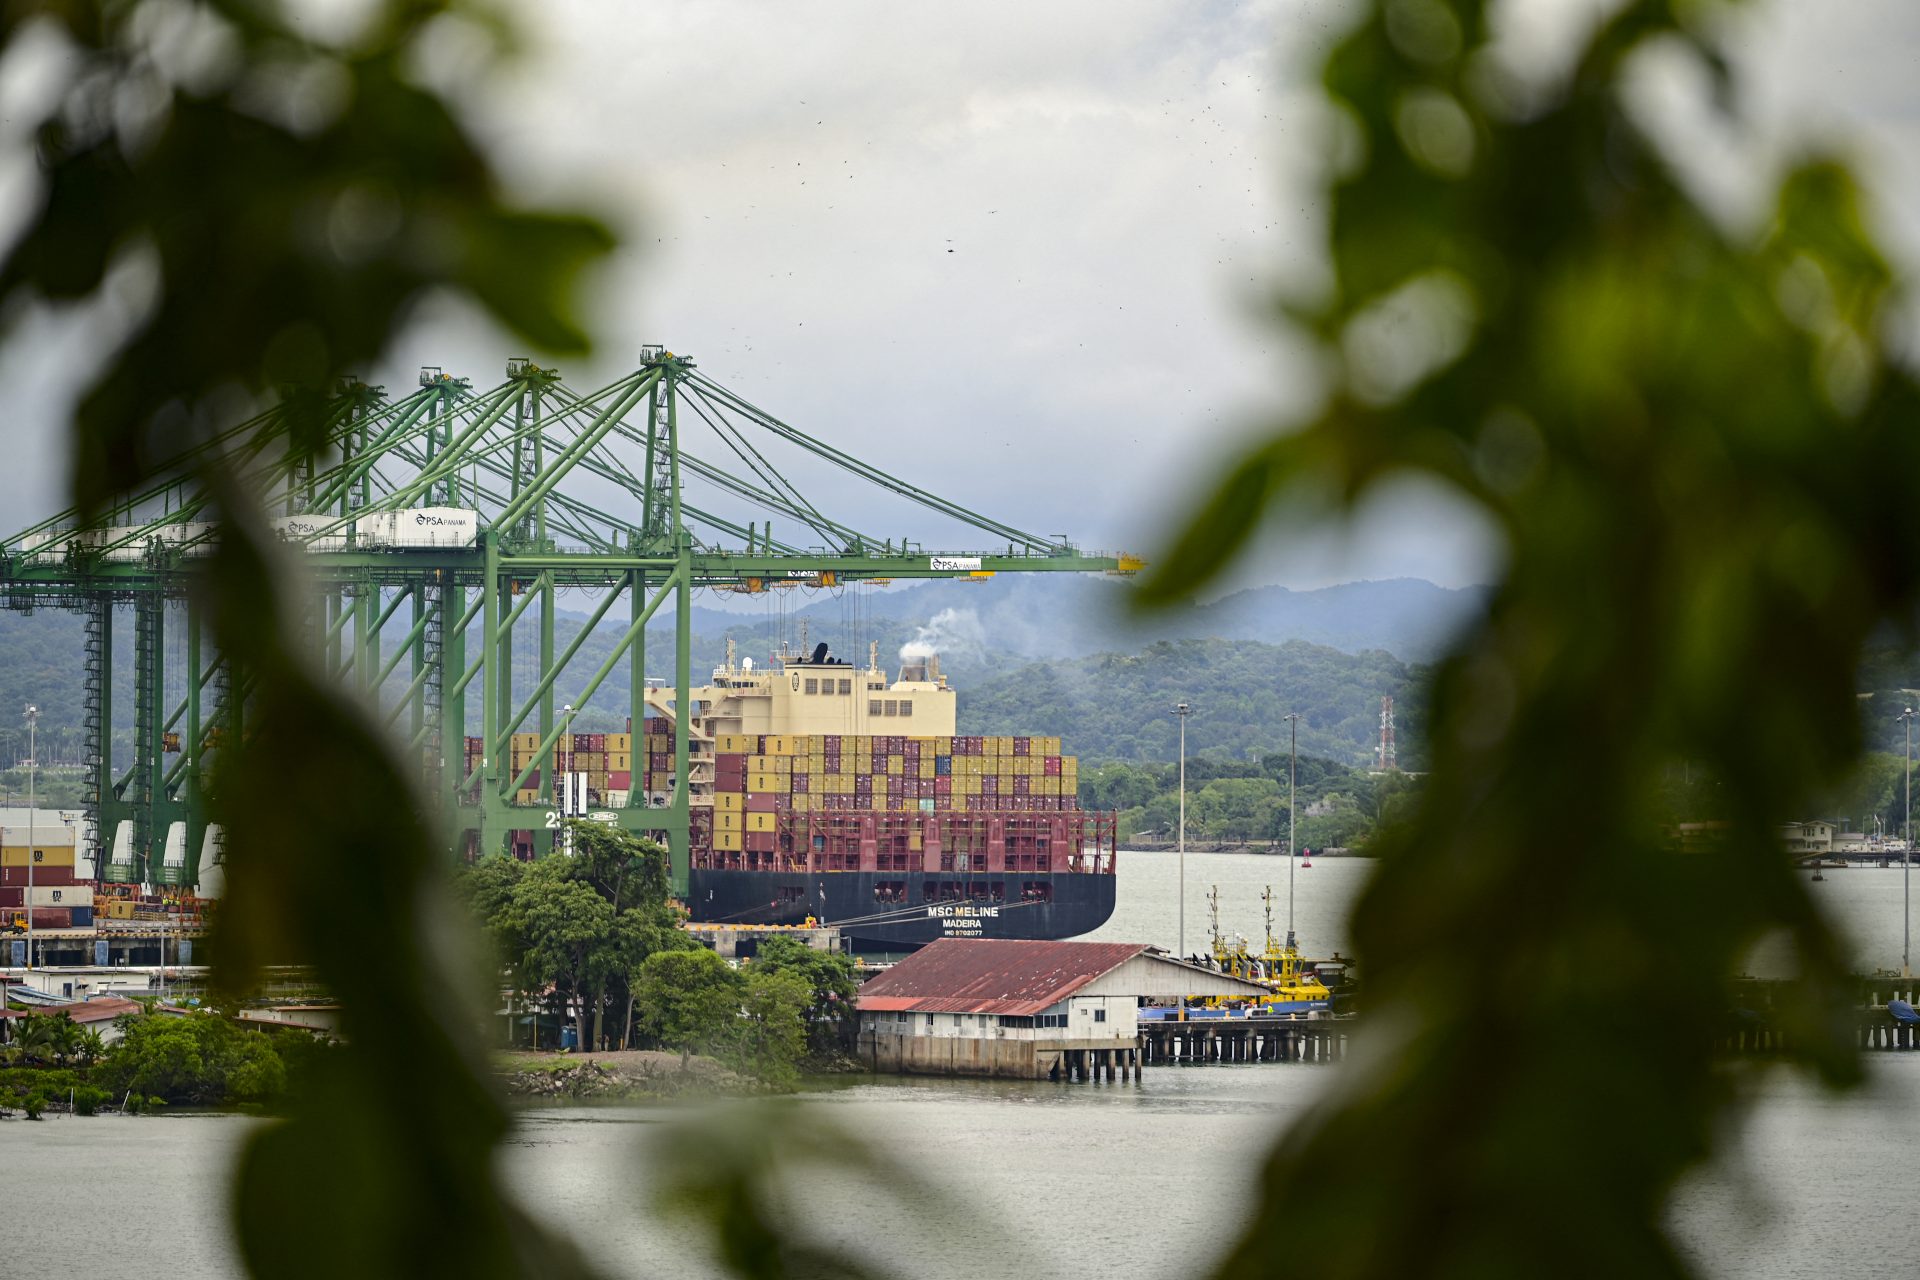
[767,735,793,756]
[515,789,539,805]
[713,830,744,851]
[2,847,76,867]
[919,758,935,779]
[715,793,743,812]
[746,811,777,833]
[611,752,631,770]
[714,812,742,831]
[887,756,903,776]
[609,733,632,751]
[512,732,539,750]
[747,773,784,793]
[791,734,812,753]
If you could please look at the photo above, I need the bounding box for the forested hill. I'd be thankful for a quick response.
[958,638,1427,769]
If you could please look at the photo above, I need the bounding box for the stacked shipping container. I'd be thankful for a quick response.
[465,720,651,809]
[686,734,1103,877]
[1,825,97,928]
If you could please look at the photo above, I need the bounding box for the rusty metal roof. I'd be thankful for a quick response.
[857,939,1148,1016]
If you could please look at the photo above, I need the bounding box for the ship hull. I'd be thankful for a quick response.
[687,869,1117,951]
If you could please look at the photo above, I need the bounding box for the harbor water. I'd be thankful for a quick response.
[8,853,1920,1278]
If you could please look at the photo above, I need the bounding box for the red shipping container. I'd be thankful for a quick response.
[934,778,952,796]
[0,887,21,908]
[1044,756,1062,776]
[792,775,810,794]
[2,866,78,887]
[716,753,746,771]
[746,794,779,813]
[1014,737,1030,756]
[1014,776,1031,796]
[610,770,632,789]
[31,907,71,929]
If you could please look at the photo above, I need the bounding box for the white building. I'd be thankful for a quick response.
[856,939,1269,1079]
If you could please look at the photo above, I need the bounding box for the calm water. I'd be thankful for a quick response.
[9,853,1920,1278]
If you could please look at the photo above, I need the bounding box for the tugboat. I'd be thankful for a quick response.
[1201,886,1333,1015]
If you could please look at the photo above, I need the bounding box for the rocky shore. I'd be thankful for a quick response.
[496,1050,749,1101]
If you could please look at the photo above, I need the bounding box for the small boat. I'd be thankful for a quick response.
[1190,886,1333,1016]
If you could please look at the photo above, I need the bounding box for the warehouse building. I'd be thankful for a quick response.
[856,938,1268,1080]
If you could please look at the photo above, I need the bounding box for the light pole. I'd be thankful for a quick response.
[24,704,37,972]
[1175,701,1190,959]
[1896,706,1912,974]
[1283,712,1299,949]
[560,703,578,857]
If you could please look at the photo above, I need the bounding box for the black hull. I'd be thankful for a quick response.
[688,869,1118,951]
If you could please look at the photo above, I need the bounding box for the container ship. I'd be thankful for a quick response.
[479,643,1118,951]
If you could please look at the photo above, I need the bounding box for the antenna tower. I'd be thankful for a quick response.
[1378,695,1397,771]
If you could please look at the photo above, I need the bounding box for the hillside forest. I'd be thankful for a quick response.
[5,595,1919,848]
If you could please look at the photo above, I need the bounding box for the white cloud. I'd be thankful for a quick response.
[3,0,1918,592]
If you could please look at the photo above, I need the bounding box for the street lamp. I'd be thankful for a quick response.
[1901,706,1915,980]
[1283,711,1300,949]
[24,705,37,972]
[1175,702,1191,959]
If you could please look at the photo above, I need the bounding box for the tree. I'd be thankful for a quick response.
[15,1014,58,1066]
[634,948,744,1064]
[752,935,860,1056]
[733,969,812,1089]
[458,826,689,1051]
[48,1015,83,1068]
[507,862,616,1053]
[74,1027,107,1069]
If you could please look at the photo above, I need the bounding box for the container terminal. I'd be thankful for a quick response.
[0,348,1139,956]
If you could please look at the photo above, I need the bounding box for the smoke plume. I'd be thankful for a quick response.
[900,607,987,663]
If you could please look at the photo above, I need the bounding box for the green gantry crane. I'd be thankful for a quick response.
[0,349,1137,896]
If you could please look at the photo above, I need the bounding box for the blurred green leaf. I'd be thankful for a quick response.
[0,2,617,1275]
[1135,3,1920,1277]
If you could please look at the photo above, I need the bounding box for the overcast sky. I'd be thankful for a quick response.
[3,0,1918,594]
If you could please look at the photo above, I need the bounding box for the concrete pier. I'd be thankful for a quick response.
[1135,1016,1352,1066]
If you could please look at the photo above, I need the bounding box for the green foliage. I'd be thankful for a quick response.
[966,638,1425,767]
[733,969,811,1089]
[457,825,692,1052]
[1082,753,1409,846]
[0,0,614,1269]
[634,948,744,1057]
[1126,2,1920,1276]
[97,1013,289,1105]
[751,934,860,1055]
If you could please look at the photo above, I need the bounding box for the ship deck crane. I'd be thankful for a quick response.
[0,348,1141,896]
